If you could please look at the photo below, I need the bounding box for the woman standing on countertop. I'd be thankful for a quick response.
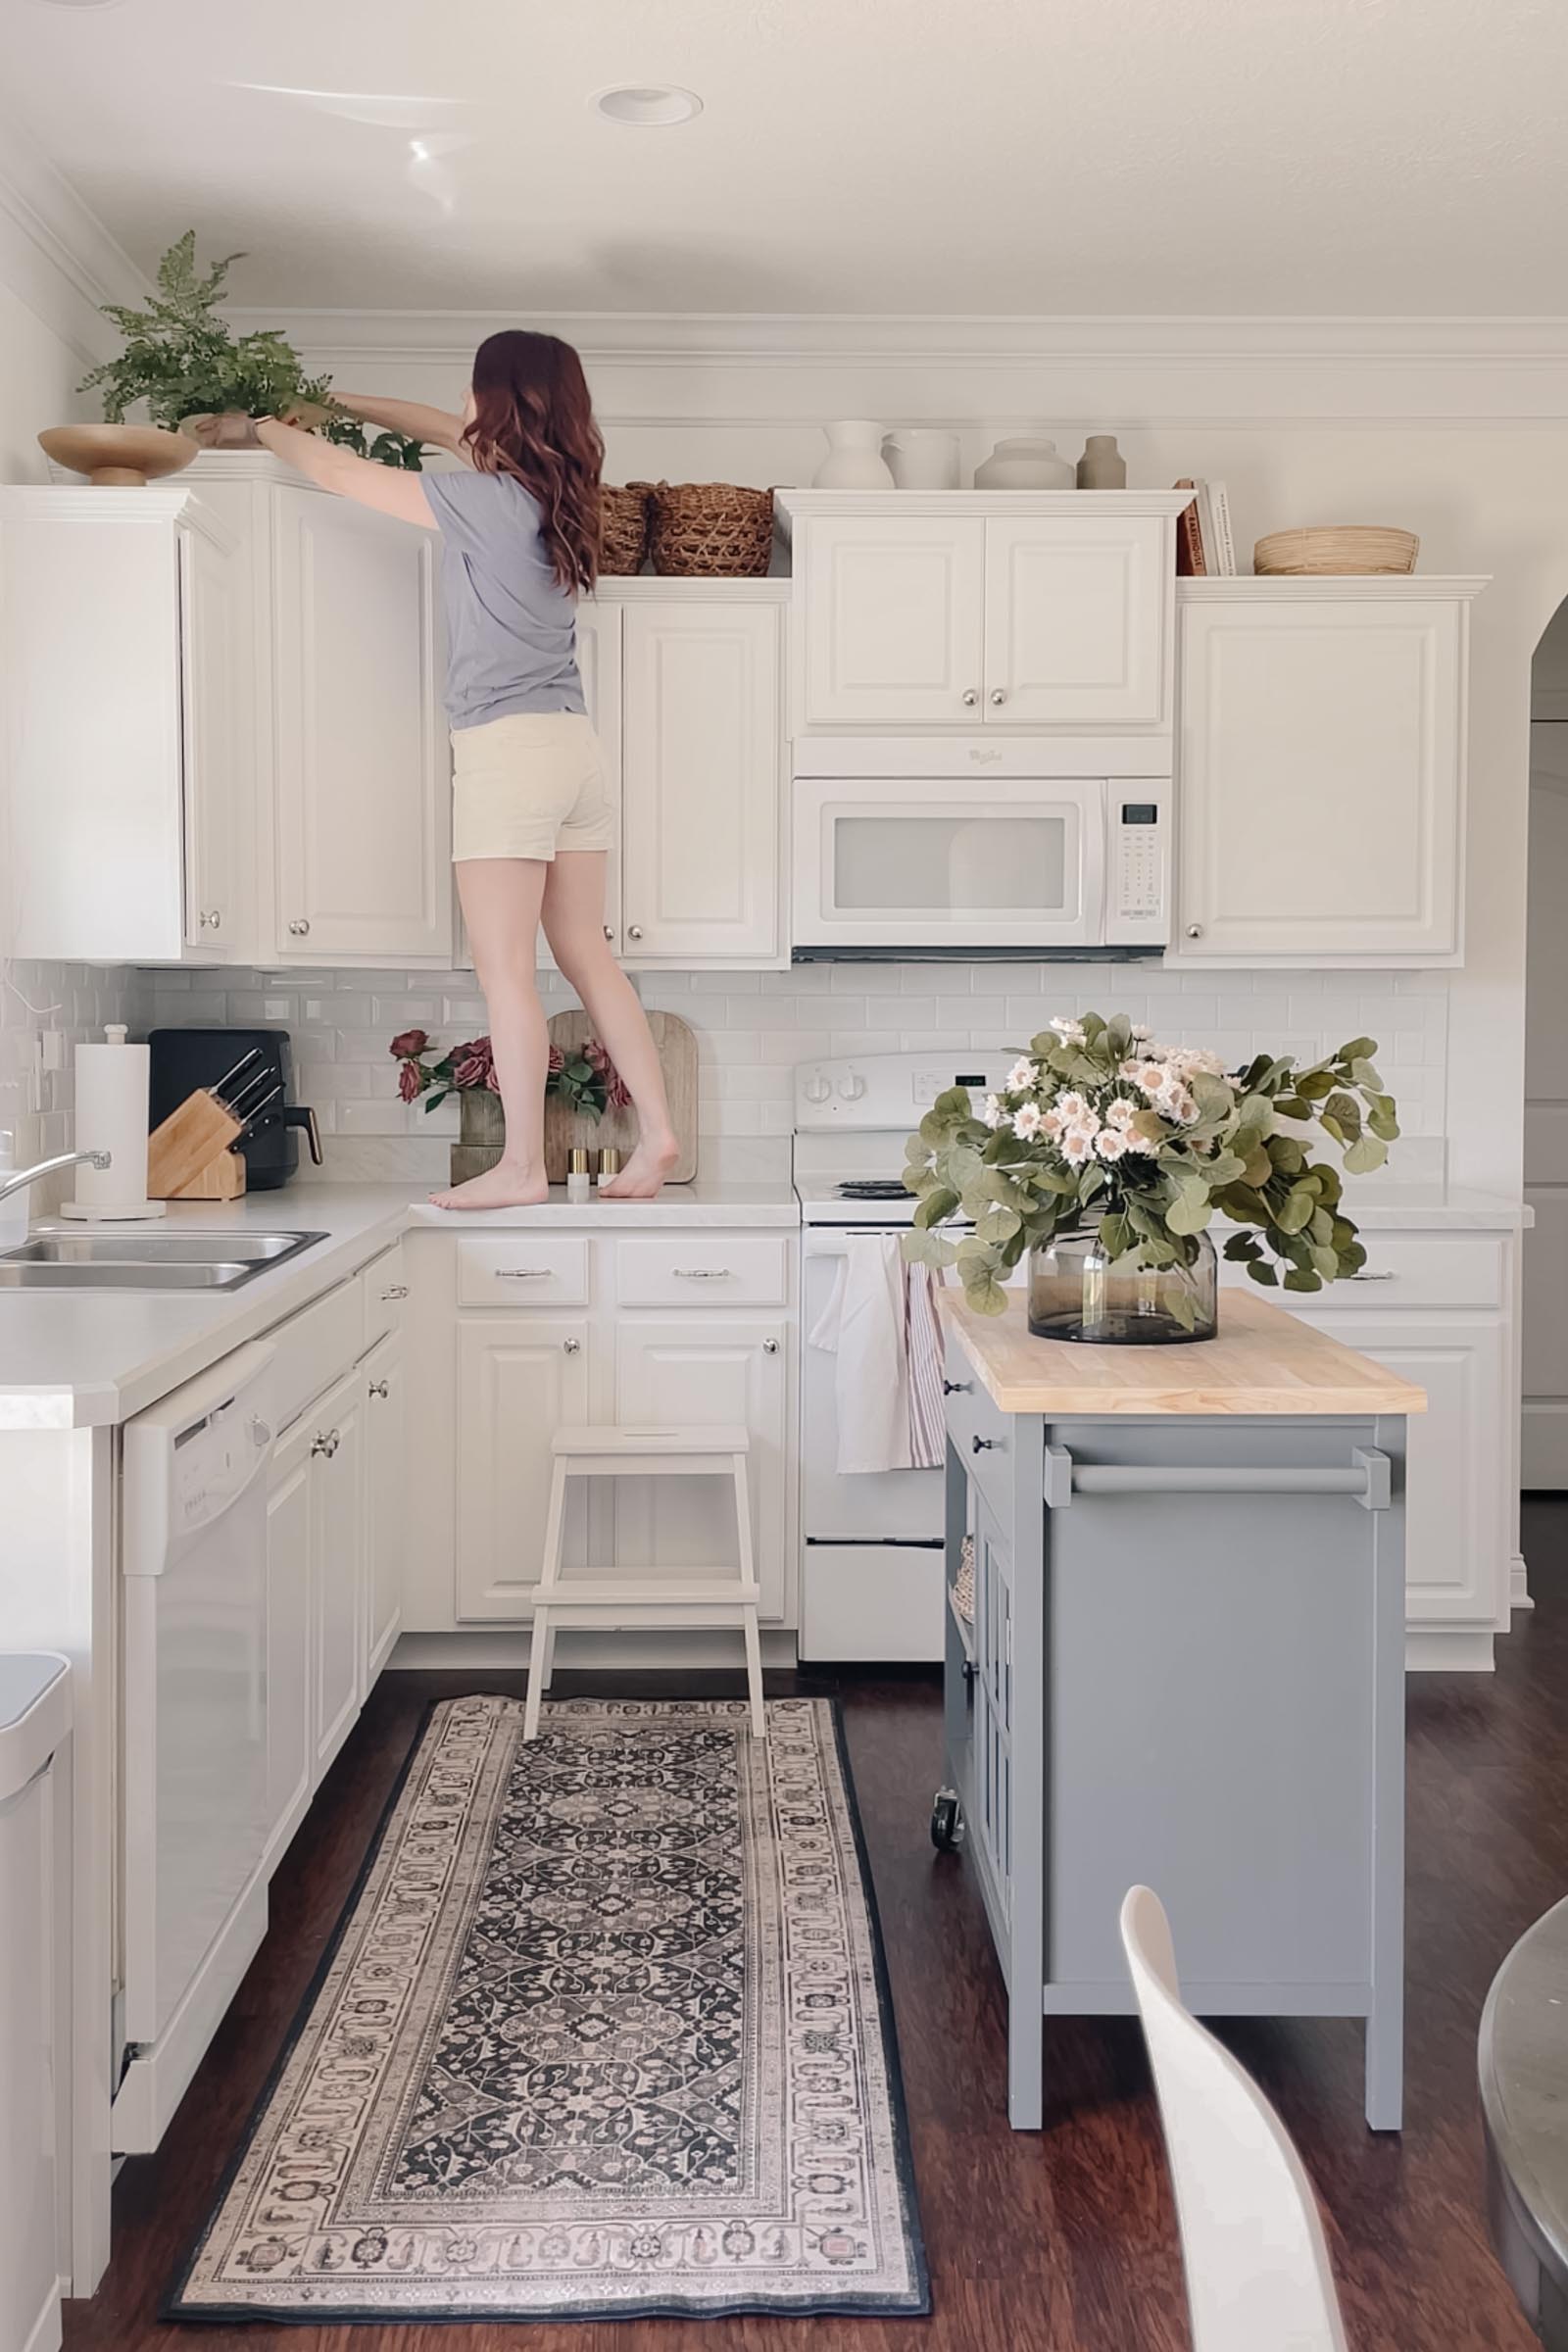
[253,332,679,1206]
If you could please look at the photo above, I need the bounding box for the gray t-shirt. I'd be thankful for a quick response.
[423,468,586,730]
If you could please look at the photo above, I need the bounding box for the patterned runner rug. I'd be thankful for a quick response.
[168,1695,928,2323]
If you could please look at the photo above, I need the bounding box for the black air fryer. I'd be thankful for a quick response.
[148,1028,322,1191]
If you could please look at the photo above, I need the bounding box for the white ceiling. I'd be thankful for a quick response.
[8,0,1568,316]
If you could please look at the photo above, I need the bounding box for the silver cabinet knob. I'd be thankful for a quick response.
[961,688,979,707]
[943,1379,971,1396]
[198,907,221,929]
[604,925,614,941]
[1185,923,1203,940]
[209,908,221,930]
[972,1435,998,1453]
[627,924,644,942]
[368,1378,389,1399]
[288,918,312,938]
[563,1337,581,1353]
[311,1430,338,1458]
[762,1338,779,1354]
[382,1284,409,1301]
[989,688,1006,706]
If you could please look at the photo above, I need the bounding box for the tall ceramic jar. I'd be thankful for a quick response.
[813,421,895,489]
[1077,434,1127,489]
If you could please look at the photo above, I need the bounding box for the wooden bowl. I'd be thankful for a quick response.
[38,424,197,488]
[1253,525,1419,576]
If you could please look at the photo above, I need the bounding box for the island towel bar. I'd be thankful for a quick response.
[1044,1446,1390,1510]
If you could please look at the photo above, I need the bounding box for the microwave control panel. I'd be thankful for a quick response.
[1107,791,1170,941]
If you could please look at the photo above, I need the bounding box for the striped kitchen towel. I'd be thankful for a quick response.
[906,1263,947,1470]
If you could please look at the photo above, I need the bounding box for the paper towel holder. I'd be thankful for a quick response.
[58,1024,167,1223]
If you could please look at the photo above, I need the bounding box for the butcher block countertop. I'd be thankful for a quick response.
[943,1290,1429,1419]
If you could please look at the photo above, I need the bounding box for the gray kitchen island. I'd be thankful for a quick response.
[936,1288,1424,2132]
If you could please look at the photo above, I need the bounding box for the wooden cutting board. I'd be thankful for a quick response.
[542,1009,698,1184]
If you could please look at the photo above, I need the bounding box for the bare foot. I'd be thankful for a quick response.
[599,1135,680,1200]
[428,1157,550,1211]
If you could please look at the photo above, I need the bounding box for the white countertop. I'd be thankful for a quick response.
[0,1179,803,1433]
[1267,1185,1530,1234]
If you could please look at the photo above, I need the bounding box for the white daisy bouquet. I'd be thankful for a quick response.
[903,1009,1399,1316]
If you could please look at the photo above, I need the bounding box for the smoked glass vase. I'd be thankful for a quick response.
[1027,1229,1219,1345]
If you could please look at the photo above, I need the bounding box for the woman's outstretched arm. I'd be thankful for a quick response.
[331,392,468,455]
[254,416,437,528]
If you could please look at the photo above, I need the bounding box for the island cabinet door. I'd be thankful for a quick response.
[983,514,1170,727]
[271,489,450,961]
[612,1318,790,1621]
[455,1318,591,1619]
[1175,595,1465,963]
[799,514,985,727]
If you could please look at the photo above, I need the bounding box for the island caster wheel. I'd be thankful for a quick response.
[930,1788,964,1851]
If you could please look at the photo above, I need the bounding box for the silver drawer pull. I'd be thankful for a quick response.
[1350,1270,1396,1282]
[674,1267,731,1280]
[497,1268,551,1279]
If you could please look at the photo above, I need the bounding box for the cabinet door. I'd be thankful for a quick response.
[984,514,1169,727]
[177,520,242,953]
[621,604,781,960]
[800,515,984,726]
[264,1416,313,1869]
[309,1369,366,1774]
[575,600,623,950]
[612,1318,790,1620]
[362,1332,406,1686]
[1177,597,1464,960]
[456,1318,591,1619]
[273,491,449,959]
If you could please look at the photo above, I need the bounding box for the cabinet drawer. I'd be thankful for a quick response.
[942,1329,1015,1544]
[361,1242,408,1348]
[1219,1231,1504,1311]
[457,1236,590,1308]
[269,1280,365,1432]
[614,1236,790,1307]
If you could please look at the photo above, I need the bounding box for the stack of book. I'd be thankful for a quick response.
[1173,479,1238,575]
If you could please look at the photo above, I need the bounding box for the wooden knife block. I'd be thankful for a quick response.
[148,1090,246,1200]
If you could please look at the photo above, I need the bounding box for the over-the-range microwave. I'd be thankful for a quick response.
[791,737,1170,959]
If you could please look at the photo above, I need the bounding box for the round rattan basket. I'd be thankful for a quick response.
[599,483,652,575]
[1253,525,1418,577]
[647,481,775,577]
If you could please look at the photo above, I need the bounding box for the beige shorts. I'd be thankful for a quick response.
[450,712,614,862]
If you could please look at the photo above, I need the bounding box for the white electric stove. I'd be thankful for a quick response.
[793,1051,1019,1662]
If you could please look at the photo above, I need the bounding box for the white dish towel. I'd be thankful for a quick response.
[808,1234,913,1474]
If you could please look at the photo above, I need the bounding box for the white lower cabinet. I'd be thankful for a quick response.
[309,1369,366,1776]
[456,1317,592,1619]
[263,1417,314,1868]
[363,1332,407,1684]
[612,1317,790,1619]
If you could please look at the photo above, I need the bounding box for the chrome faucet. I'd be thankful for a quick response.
[0,1149,111,1205]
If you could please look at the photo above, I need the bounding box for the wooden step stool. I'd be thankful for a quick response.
[522,1424,765,1742]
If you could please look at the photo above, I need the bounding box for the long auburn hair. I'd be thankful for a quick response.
[462,330,604,593]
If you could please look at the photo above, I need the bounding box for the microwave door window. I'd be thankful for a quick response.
[831,808,1075,917]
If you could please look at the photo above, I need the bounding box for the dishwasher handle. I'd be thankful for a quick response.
[1044,1444,1390,1513]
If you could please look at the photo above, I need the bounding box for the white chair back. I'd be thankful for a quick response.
[1120,1886,1350,2352]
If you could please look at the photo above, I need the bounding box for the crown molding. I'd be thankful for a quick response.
[0,108,149,364]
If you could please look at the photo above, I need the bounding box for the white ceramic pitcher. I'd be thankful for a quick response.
[812,421,895,489]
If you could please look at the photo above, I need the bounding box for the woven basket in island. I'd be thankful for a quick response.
[1253,525,1419,576]
[647,482,775,577]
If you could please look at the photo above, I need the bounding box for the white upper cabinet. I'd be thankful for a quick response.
[573,600,623,949]
[272,488,448,961]
[775,492,1191,736]
[1175,578,1486,966]
[0,486,247,964]
[620,600,782,961]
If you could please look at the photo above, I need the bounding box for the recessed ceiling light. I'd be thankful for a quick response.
[591,84,703,128]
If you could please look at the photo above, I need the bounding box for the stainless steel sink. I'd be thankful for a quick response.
[0,1231,328,1292]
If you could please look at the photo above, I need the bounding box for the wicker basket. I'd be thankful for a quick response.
[1253,525,1419,577]
[647,481,775,578]
[599,483,652,575]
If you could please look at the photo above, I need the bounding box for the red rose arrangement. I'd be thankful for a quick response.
[389,1028,628,1120]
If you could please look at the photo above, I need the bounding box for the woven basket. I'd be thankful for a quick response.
[1253,525,1418,577]
[599,483,652,575]
[647,481,775,577]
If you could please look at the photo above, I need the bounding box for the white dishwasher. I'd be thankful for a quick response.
[117,1341,274,2152]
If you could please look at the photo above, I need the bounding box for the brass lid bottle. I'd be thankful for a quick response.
[597,1147,621,1183]
[567,1147,590,1175]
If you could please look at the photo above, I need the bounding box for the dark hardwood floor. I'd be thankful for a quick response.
[70,1506,1568,2349]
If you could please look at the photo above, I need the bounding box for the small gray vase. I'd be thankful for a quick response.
[1077,434,1127,490]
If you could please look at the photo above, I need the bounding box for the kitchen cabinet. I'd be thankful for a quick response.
[1175,578,1486,966]
[271,487,448,961]
[573,600,623,950]
[362,1331,406,1684]
[612,1316,790,1619]
[774,492,1190,734]
[455,1316,592,1619]
[621,602,781,959]
[309,1367,366,1776]
[0,485,247,964]
[263,1416,314,1869]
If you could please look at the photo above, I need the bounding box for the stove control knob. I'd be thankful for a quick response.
[837,1074,867,1102]
[803,1073,832,1104]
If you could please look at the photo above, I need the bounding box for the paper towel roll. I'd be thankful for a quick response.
[61,1025,165,1221]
